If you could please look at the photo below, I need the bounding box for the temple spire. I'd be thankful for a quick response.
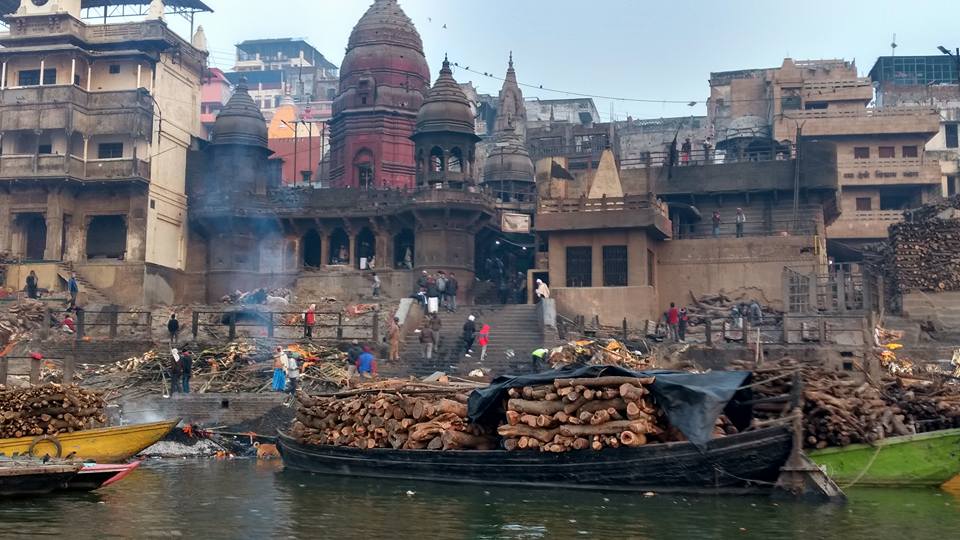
[494,52,525,139]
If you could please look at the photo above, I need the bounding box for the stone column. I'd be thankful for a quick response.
[320,231,331,267]
[44,189,64,261]
[0,193,10,253]
[349,233,358,269]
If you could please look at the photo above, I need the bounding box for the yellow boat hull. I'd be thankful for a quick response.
[0,420,179,463]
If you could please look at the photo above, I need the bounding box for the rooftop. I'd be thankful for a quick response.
[0,0,213,16]
[869,55,959,86]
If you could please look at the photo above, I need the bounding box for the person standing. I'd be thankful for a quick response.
[356,346,378,379]
[371,272,381,297]
[436,271,447,310]
[167,314,180,347]
[462,315,477,358]
[426,275,440,314]
[304,304,316,338]
[477,323,491,363]
[285,351,301,394]
[272,347,287,392]
[180,350,193,393]
[666,302,680,341]
[535,279,550,302]
[702,138,713,164]
[446,273,459,312]
[388,317,401,362]
[169,349,182,394]
[735,208,746,238]
[749,300,763,325]
[429,313,442,349]
[25,271,38,300]
[419,324,435,360]
[678,308,689,342]
[712,211,721,238]
[530,347,548,373]
[67,272,79,308]
[680,138,692,166]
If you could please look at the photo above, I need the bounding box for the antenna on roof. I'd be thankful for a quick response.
[891,33,898,57]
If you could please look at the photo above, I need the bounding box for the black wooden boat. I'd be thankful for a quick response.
[278,426,792,493]
[0,462,81,497]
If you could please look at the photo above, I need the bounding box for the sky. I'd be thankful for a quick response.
[174,0,959,120]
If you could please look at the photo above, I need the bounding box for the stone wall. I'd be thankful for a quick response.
[118,393,286,426]
[656,236,820,312]
[553,285,658,327]
[902,291,960,330]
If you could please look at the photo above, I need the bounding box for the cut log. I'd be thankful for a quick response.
[507,399,565,416]
[559,420,651,437]
[554,376,655,388]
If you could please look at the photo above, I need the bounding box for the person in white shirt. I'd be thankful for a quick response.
[535,279,550,302]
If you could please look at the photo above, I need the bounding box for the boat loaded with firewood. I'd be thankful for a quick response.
[279,366,801,493]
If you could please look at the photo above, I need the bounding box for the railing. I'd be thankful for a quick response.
[673,219,818,239]
[787,107,938,120]
[842,210,904,222]
[802,78,871,91]
[0,85,152,111]
[538,194,666,216]
[0,155,150,181]
[620,147,794,169]
[190,309,380,342]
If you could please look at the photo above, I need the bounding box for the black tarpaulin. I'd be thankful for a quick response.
[467,365,750,449]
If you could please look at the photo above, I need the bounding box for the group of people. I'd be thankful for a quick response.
[418,312,443,360]
[168,348,193,394]
[710,208,748,238]
[663,302,690,342]
[413,270,459,314]
[25,271,81,333]
[731,300,764,329]
[460,315,491,361]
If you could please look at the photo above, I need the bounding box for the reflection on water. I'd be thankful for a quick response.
[0,460,958,539]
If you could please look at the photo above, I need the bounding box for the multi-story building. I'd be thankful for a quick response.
[709,58,941,255]
[200,67,231,138]
[870,55,960,197]
[0,0,209,305]
[229,38,338,122]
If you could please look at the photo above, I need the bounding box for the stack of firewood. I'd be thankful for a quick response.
[0,300,47,345]
[0,384,106,438]
[290,381,495,450]
[885,196,960,292]
[497,376,668,452]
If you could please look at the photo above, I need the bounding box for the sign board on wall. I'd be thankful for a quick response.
[501,213,531,233]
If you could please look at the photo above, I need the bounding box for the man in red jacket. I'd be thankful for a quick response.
[304,304,316,338]
[666,302,680,342]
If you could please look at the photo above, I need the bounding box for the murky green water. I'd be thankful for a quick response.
[0,460,958,539]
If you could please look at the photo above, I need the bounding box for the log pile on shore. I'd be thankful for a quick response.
[883,195,960,293]
[737,359,960,449]
[497,376,671,452]
[291,380,495,450]
[0,384,106,438]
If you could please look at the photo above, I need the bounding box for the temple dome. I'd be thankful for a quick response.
[211,79,268,148]
[483,127,535,184]
[415,57,478,138]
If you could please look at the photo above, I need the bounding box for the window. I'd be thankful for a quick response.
[565,246,592,287]
[358,164,373,189]
[902,145,918,158]
[946,124,958,149]
[878,146,895,159]
[855,197,872,211]
[97,143,124,159]
[781,96,801,110]
[853,147,870,159]
[949,176,957,197]
[647,249,655,287]
[602,246,628,287]
[37,144,52,155]
[109,65,121,75]
[17,68,56,86]
[804,102,828,110]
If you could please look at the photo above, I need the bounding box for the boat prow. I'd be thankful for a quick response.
[0,419,180,463]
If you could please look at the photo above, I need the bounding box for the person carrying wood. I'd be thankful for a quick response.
[530,347,548,372]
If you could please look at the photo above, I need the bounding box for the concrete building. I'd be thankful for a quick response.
[233,38,338,103]
[0,0,209,305]
[870,55,960,197]
[708,58,941,255]
[200,67,231,138]
[267,93,329,185]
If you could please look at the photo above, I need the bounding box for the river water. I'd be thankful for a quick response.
[1,459,958,539]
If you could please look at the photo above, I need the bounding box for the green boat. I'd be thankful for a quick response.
[808,428,960,488]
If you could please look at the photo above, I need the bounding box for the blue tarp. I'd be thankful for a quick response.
[467,365,750,449]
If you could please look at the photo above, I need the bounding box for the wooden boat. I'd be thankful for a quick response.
[62,461,142,492]
[808,428,960,488]
[0,420,179,463]
[0,461,82,497]
[278,426,793,493]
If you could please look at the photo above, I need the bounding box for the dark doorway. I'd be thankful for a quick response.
[302,230,322,268]
[394,229,414,269]
[86,215,126,259]
[19,213,47,261]
[329,228,350,265]
[356,227,375,269]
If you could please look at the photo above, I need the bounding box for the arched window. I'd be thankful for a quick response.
[430,146,444,172]
[353,149,374,189]
[448,147,463,173]
[329,228,350,265]
[302,230,322,268]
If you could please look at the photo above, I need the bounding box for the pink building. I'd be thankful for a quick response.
[201,68,232,138]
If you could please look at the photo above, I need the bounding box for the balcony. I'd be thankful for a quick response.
[537,195,672,238]
[839,158,942,186]
[827,210,902,239]
[0,155,151,183]
[0,86,153,137]
[782,107,941,138]
[800,78,873,103]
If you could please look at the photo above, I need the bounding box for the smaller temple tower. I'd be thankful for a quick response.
[412,57,481,188]
[482,55,536,205]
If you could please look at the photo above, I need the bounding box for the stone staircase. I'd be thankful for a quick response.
[382,304,548,378]
[57,263,111,305]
